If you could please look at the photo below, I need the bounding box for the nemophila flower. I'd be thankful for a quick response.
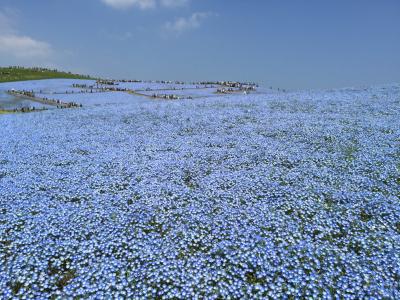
[0,81,400,298]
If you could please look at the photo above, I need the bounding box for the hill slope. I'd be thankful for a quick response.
[0,66,93,83]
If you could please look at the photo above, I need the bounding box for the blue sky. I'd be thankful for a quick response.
[0,0,399,89]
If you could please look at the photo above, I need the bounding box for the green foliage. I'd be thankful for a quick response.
[0,110,13,114]
[0,66,93,83]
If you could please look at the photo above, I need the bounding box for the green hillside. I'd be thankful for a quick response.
[0,66,93,83]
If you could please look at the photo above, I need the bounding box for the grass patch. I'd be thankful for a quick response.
[183,170,198,189]
[360,210,373,222]
[245,270,266,285]
[56,270,76,290]
[0,110,15,114]
[395,222,400,233]
[10,281,24,295]
[343,144,359,162]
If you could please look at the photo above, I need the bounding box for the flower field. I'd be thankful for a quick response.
[0,80,399,299]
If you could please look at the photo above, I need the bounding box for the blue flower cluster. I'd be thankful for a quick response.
[0,81,399,299]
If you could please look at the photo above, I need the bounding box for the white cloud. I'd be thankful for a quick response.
[163,12,214,36]
[101,0,189,10]
[0,35,51,58]
[101,0,156,10]
[0,9,53,59]
[160,0,189,8]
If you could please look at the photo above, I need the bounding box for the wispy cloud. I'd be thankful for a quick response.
[0,8,17,33]
[160,0,189,8]
[101,0,156,10]
[0,9,53,59]
[100,29,143,41]
[162,12,215,37]
[101,0,189,10]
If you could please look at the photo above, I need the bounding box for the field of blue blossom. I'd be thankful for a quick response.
[0,80,399,299]
[139,87,219,98]
[115,81,200,91]
[0,79,95,94]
